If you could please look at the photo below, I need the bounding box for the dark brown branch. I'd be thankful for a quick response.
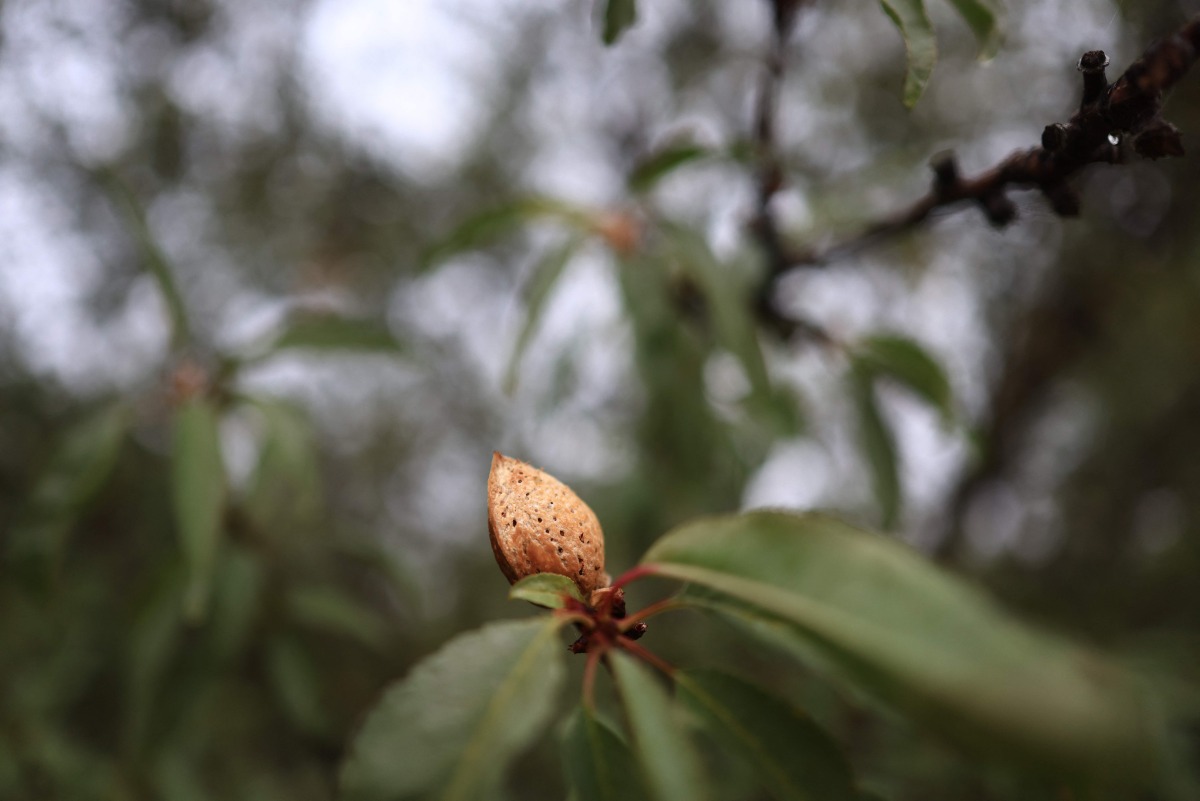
[751,0,831,341]
[770,14,1200,275]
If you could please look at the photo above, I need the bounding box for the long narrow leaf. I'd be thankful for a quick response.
[170,398,226,620]
[421,197,592,269]
[855,335,953,423]
[879,0,938,107]
[850,362,901,528]
[665,225,798,436]
[267,315,404,355]
[668,227,771,402]
[266,635,329,735]
[102,171,191,348]
[286,584,390,651]
[126,568,185,754]
[504,238,579,393]
[561,707,648,801]
[642,511,1159,785]
[11,403,128,577]
[340,618,567,801]
[676,670,858,801]
[944,0,1003,59]
[610,652,708,801]
[602,0,638,45]
[629,144,709,193]
[242,398,323,532]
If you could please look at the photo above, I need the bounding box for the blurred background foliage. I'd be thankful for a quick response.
[1,0,1199,799]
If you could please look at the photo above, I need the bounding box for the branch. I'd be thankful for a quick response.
[749,0,833,342]
[770,14,1200,275]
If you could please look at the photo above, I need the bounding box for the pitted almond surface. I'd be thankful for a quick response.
[487,452,608,595]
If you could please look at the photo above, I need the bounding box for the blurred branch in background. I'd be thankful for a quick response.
[750,0,834,344]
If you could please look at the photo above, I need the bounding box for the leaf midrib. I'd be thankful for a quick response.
[675,674,802,800]
[440,618,563,801]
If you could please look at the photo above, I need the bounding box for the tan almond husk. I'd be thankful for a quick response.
[487,452,609,595]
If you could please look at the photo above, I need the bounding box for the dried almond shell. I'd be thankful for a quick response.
[487,452,609,595]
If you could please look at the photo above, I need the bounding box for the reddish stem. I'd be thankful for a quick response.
[581,647,602,712]
[609,564,659,592]
[554,609,594,629]
[618,597,682,630]
[616,637,676,677]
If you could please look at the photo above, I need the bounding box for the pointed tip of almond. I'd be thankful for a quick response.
[487,452,608,595]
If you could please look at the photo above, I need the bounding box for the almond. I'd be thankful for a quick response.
[487,452,609,595]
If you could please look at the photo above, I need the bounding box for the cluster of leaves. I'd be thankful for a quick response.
[341,512,1169,801]
[335,11,1200,800]
[427,0,1010,541]
[427,167,955,534]
[1,209,415,799]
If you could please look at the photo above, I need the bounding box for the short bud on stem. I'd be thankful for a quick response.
[1078,50,1111,109]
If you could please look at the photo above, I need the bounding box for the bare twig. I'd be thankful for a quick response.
[768,14,1200,277]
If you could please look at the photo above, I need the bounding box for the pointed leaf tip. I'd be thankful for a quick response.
[602,0,638,45]
[879,0,937,107]
[850,363,901,528]
[510,572,587,609]
[945,0,1004,60]
[855,334,954,423]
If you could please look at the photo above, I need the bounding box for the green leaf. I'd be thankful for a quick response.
[422,196,592,269]
[614,248,730,505]
[126,568,185,754]
[510,573,586,609]
[561,707,648,801]
[668,228,770,400]
[665,225,798,436]
[242,398,324,531]
[943,0,1003,59]
[610,652,708,801]
[850,335,952,528]
[151,752,208,801]
[602,0,638,45]
[340,618,567,801]
[102,170,191,348]
[642,511,1159,784]
[504,238,580,393]
[22,404,128,514]
[286,584,390,651]
[170,398,226,620]
[261,314,404,357]
[675,670,858,801]
[11,403,128,578]
[266,635,329,736]
[332,534,425,616]
[850,363,901,528]
[855,335,953,423]
[879,0,937,107]
[629,144,709,193]
[207,546,265,663]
